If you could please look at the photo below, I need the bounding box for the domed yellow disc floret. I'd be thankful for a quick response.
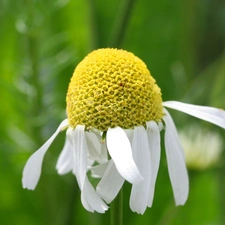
[66,48,163,131]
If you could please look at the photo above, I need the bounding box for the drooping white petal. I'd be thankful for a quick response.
[86,131,108,163]
[87,158,95,168]
[100,141,108,163]
[86,132,101,154]
[130,126,151,214]
[146,121,161,207]
[163,101,225,129]
[158,121,164,131]
[97,160,125,204]
[22,119,69,190]
[124,129,134,143]
[56,129,73,175]
[81,177,109,213]
[106,127,143,184]
[69,125,88,190]
[163,108,189,205]
[90,161,109,178]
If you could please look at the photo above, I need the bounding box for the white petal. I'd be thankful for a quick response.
[56,129,73,175]
[22,119,69,190]
[81,177,109,213]
[163,108,189,205]
[87,129,108,163]
[158,121,164,131]
[86,132,108,163]
[163,101,225,129]
[100,142,108,163]
[97,160,125,204]
[87,158,95,167]
[81,192,93,212]
[146,121,161,207]
[129,126,151,214]
[86,132,101,155]
[70,125,88,190]
[90,161,109,178]
[106,127,143,184]
[124,129,134,143]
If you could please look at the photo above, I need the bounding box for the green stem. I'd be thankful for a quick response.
[87,0,99,50]
[109,0,136,48]
[156,199,178,225]
[110,189,123,225]
[218,144,225,224]
[64,180,80,225]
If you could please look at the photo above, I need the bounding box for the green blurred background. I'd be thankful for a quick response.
[1,0,225,224]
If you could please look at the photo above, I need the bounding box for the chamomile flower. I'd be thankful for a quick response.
[179,125,223,170]
[22,48,225,214]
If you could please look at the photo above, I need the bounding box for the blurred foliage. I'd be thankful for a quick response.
[0,0,225,224]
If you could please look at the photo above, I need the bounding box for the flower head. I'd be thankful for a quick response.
[66,48,163,130]
[179,125,223,170]
[22,48,225,214]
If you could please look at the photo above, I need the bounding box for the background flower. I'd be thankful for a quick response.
[179,125,223,170]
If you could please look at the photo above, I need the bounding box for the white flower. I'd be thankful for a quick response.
[179,125,223,170]
[22,48,225,214]
[22,101,225,214]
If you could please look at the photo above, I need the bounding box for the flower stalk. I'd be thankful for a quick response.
[109,0,136,47]
[110,189,123,225]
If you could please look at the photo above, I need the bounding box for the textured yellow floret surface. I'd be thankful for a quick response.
[66,48,163,131]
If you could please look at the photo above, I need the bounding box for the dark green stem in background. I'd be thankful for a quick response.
[110,189,123,225]
[156,200,178,225]
[87,0,100,50]
[218,142,225,224]
[109,0,136,48]
[63,180,80,225]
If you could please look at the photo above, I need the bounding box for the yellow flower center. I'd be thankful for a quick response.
[66,48,163,131]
